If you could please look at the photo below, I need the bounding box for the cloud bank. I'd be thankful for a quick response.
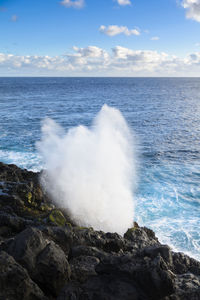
[182,0,200,22]
[1,46,200,76]
[100,25,140,36]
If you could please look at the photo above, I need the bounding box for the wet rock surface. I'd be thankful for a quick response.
[0,162,199,300]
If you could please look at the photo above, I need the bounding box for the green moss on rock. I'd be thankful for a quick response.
[124,222,139,239]
[48,209,66,226]
[40,203,53,212]
[26,192,38,208]
[75,226,88,230]
[27,192,32,203]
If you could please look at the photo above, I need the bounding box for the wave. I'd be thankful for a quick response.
[0,149,41,172]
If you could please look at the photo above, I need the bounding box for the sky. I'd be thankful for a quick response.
[1,0,200,76]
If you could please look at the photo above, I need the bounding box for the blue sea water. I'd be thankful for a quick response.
[0,77,200,260]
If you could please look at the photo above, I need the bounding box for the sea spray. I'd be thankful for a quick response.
[37,104,136,234]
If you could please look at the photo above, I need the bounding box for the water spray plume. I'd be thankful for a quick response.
[37,105,136,235]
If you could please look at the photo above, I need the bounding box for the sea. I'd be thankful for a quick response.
[0,77,200,260]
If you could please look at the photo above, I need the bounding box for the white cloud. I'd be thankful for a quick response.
[112,46,136,59]
[72,46,108,57]
[112,46,169,72]
[66,46,109,70]
[99,25,140,36]
[184,51,200,64]
[116,0,131,6]
[60,0,84,9]
[182,0,200,22]
[151,36,160,41]
[1,46,200,76]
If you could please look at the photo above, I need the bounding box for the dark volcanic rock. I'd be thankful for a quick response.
[41,225,74,255]
[4,226,71,297]
[0,211,31,234]
[0,162,44,207]
[0,251,46,300]
[70,245,109,260]
[72,227,126,254]
[95,253,175,299]
[0,162,200,300]
[0,162,36,182]
[70,255,100,283]
[164,273,200,299]
[35,241,71,296]
[124,226,160,249]
[6,227,48,274]
[58,275,148,300]
[172,252,200,276]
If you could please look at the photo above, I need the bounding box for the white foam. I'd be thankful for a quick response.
[0,149,42,172]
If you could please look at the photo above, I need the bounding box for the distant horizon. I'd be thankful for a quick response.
[1,76,200,78]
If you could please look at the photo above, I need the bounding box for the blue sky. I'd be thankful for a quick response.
[1,0,200,76]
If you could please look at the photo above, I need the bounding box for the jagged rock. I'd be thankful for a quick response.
[0,162,74,228]
[164,273,200,299]
[73,227,126,253]
[70,245,109,260]
[96,253,175,299]
[172,252,200,276]
[0,162,36,182]
[0,251,46,300]
[5,226,71,297]
[103,232,125,253]
[0,211,24,231]
[0,162,200,300]
[124,226,160,249]
[165,290,200,300]
[73,227,107,248]
[41,225,74,254]
[70,255,100,282]
[142,244,173,265]
[0,162,43,205]
[0,211,35,236]
[6,227,48,274]
[35,241,71,296]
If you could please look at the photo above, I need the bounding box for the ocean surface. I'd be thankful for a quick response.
[0,77,200,260]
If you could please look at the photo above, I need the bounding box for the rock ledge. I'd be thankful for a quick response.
[0,162,199,300]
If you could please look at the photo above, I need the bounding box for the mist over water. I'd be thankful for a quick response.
[37,104,136,235]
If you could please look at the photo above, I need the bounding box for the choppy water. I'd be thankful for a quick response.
[0,77,200,260]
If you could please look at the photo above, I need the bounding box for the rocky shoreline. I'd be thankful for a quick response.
[0,161,199,300]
